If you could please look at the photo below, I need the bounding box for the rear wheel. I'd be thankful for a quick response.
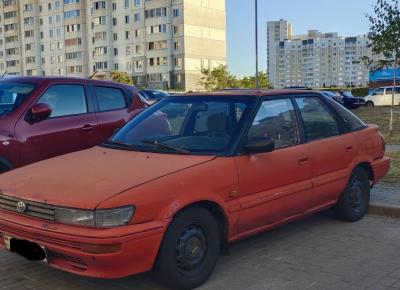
[154,206,221,290]
[366,101,374,107]
[333,167,370,222]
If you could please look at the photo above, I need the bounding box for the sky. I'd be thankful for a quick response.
[226,0,377,77]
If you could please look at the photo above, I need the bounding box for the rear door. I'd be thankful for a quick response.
[91,85,137,142]
[15,83,98,165]
[386,87,400,106]
[294,96,357,212]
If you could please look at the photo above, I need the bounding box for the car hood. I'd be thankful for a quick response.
[0,147,216,209]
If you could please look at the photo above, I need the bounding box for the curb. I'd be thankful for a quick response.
[369,203,400,218]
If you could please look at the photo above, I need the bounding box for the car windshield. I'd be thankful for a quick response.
[0,82,35,117]
[142,90,169,100]
[342,91,354,98]
[322,91,337,98]
[106,96,254,155]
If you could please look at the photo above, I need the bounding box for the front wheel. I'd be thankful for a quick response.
[154,207,221,290]
[333,167,370,222]
[366,101,374,107]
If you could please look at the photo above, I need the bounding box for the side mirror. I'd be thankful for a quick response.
[30,103,52,122]
[244,137,275,154]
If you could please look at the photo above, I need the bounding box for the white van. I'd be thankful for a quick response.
[365,86,400,107]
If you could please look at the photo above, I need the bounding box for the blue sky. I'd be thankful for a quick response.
[226,0,377,77]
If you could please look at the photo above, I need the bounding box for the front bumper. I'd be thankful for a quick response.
[371,156,391,184]
[0,210,170,279]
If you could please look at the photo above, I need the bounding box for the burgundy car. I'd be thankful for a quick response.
[0,77,146,172]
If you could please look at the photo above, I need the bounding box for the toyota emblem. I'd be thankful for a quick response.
[16,201,27,213]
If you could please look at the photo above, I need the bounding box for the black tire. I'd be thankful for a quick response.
[366,101,374,107]
[333,167,370,222]
[154,206,221,290]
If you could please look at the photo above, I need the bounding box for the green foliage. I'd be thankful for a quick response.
[364,0,400,135]
[110,71,134,85]
[364,0,400,69]
[198,65,271,91]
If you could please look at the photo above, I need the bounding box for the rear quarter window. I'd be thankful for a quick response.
[325,97,366,131]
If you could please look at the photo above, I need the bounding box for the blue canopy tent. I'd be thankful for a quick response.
[369,68,400,93]
[370,68,400,82]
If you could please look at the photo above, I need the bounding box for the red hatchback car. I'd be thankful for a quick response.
[0,77,146,171]
[0,90,390,289]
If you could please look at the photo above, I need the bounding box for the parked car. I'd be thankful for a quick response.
[364,86,400,107]
[322,90,365,109]
[0,90,390,289]
[139,89,169,105]
[0,77,146,172]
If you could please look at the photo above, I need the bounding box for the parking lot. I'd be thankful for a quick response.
[1,214,400,290]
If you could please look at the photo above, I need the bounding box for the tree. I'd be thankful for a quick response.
[110,71,134,85]
[240,71,270,89]
[364,0,400,136]
[198,65,271,91]
[198,65,239,91]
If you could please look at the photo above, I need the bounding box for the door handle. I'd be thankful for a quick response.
[298,156,310,165]
[80,125,95,132]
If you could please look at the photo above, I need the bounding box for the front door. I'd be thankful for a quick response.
[234,97,312,235]
[15,83,98,166]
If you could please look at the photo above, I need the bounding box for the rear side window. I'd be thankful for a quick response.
[295,97,340,141]
[325,97,366,131]
[94,86,126,112]
[386,87,400,94]
[38,84,87,117]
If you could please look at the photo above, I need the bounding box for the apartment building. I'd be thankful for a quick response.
[267,20,372,89]
[0,0,227,91]
[266,19,292,86]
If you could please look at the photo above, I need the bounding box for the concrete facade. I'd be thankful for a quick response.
[266,19,292,86]
[0,0,226,91]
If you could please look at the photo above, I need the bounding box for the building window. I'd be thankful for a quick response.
[173,8,179,17]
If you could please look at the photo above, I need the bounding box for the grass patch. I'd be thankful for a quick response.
[353,106,400,144]
[383,151,400,184]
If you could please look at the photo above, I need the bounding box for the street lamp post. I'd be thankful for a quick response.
[255,0,259,89]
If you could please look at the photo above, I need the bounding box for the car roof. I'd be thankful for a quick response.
[0,76,137,90]
[176,89,322,98]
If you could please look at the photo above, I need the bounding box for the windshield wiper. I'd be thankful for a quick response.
[141,140,190,155]
[103,140,136,148]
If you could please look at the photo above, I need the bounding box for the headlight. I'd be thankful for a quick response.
[55,206,135,228]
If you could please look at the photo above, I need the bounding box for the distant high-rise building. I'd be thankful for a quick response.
[0,0,227,91]
[267,19,292,86]
[267,20,372,88]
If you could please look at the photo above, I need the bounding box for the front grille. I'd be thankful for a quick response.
[0,193,55,221]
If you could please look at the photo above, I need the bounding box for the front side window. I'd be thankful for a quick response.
[108,97,253,155]
[94,86,126,111]
[0,82,35,117]
[296,97,340,141]
[373,88,384,96]
[248,98,299,149]
[38,84,87,117]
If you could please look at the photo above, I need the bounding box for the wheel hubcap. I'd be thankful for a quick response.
[349,178,365,212]
[176,225,207,272]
